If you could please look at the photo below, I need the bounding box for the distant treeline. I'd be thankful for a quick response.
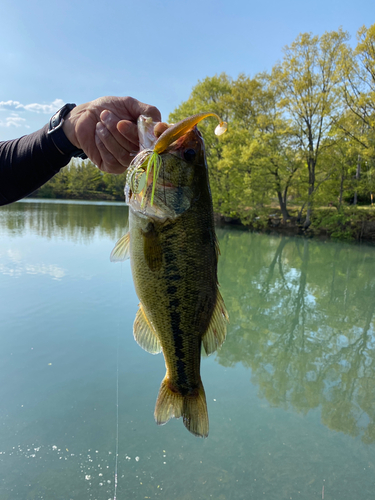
[34,24,375,238]
[32,159,127,201]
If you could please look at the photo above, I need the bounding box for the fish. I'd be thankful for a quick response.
[111,113,229,438]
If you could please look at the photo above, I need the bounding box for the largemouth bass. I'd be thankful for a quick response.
[111,114,228,438]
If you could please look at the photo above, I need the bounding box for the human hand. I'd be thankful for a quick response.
[62,96,161,174]
[154,122,169,138]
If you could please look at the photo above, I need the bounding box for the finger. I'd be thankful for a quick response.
[154,122,169,138]
[96,121,134,169]
[95,128,128,174]
[127,99,162,123]
[116,119,139,147]
[100,110,138,148]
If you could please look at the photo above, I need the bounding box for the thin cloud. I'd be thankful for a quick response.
[0,98,64,114]
[0,113,30,128]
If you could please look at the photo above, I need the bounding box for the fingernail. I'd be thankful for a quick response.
[95,131,102,145]
[100,109,112,125]
[96,122,106,136]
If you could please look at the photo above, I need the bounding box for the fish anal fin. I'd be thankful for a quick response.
[154,378,209,438]
[202,291,229,356]
[110,232,130,262]
[133,303,162,354]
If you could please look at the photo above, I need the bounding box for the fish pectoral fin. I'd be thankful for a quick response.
[133,303,162,354]
[202,291,229,356]
[154,378,209,438]
[110,232,130,262]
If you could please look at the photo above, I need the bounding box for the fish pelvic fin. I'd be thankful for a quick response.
[133,303,162,354]
[154,378,209,438]
[202,290,229,356]
[110,232,130,262]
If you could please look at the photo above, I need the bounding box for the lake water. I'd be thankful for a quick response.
[1,200,375,500]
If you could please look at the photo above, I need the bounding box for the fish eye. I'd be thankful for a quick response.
[183,149,196,162]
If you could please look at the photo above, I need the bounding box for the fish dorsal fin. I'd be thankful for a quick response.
[110,232,130,262]
[202,291,229,356]
[134,303,162,354]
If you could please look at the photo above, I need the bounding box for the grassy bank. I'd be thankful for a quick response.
[28,188,375,243]
[215,205,375,243]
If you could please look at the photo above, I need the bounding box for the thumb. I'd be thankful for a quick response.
[127,99,162,123]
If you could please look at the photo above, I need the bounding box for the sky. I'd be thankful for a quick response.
[1,0,374,140]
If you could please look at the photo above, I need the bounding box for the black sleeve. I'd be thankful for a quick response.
[0,124,73,206]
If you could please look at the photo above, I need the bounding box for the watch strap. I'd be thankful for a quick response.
[48,103,87,159]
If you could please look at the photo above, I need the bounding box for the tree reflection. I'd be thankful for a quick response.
[2,202,375,443]
[0,201,128,242]
[216,229,375,442]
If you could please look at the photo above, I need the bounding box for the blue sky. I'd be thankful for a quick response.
[1,0,374,140]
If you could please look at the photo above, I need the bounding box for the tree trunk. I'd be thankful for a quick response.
[283,186,290,220]
[353,155,361,205]
[277,191,289,224]
[338,171,344,210]
[304,158,315,229]
[305,203,312,228]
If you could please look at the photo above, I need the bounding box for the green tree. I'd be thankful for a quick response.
[239,75,303,223]
[340,24,375,154]
[271,29,350,227]
[34,160,128,201]
[169,74,238,216]
[170,73,302,223]
[338,24,375,206]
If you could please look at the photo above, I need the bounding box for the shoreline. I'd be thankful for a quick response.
[214,213,375,244]
[21,195,375,244]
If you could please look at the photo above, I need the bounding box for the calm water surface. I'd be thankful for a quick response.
[1,200,375,500]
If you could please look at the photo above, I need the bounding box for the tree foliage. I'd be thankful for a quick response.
[35,24,375,230]
[168,25,375,226]
[33,159,127,201]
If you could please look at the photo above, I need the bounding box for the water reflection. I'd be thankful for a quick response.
[2,202,375,444]
[0,200,128,242]
[217,230,375,443]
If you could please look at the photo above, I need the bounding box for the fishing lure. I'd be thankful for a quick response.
[126,112,227,208]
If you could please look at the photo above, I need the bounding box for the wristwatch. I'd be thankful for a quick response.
[48,103,87,159]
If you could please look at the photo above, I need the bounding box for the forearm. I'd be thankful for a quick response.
[0,125,71,206]
[0,97,162,206]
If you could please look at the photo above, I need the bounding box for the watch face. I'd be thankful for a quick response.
[48,104,86,157]
[49,104,76,133]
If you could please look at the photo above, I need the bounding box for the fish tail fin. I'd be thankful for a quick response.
[154,378,209,438]
[182,383,209,438]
